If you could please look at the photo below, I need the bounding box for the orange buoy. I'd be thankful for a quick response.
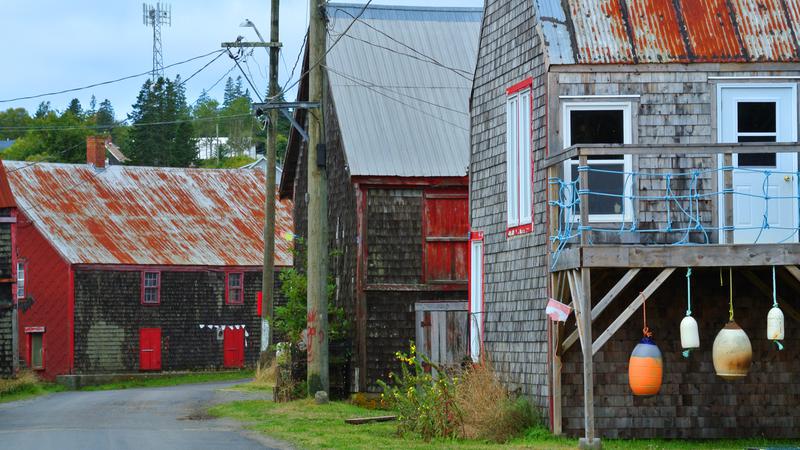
[712,321,752,380]
[628,337,663,396]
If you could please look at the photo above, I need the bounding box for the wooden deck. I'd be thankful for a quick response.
[550,243,800,272]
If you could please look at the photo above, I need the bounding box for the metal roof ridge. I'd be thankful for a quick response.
[327,3,483,14]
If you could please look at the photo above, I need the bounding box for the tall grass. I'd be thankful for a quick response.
[0,370,39,396]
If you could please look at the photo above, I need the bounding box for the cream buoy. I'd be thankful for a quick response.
[767,267,785,350]
[712,321,752,380]
[680,268,699,356]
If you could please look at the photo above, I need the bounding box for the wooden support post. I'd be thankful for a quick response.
[578,268,599,449]
[563,268,640,353]
[579,155,589,246]
[592,268,676,355]
[723,152,734,244]
[548,165,560,254]
[552,319,563,435]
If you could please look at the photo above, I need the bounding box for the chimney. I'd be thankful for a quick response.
[86,136,107,169]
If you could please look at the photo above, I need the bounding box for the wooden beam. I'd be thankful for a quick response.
[592,268,676,355]
[562,268,640,353]
[579,155,589,246]
[742,270,800,324]
[723,152,734,244]
[783,265,800,284]
[566,270,585,348]
[579,268,597,445]
[551,320,563,435]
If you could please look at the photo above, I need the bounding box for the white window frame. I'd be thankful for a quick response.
[562,102,634,223]
[506,87,533,229]
[16,262,25,300]
[468,233,484,363]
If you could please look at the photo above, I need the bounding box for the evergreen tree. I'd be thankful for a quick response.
[88,95,97,116]
[123,77,196,167]
[222,77,237,108]
[65,98,83,118]
[96,99,115,128]
[35,101,52,119]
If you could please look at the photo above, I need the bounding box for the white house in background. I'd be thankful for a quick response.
[196,137,257,160]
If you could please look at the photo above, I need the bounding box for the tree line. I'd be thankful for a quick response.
[0,75,290,168]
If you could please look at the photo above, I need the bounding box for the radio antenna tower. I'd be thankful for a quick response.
[142,3,172,80]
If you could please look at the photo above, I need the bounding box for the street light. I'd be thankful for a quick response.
[240,19,268,51]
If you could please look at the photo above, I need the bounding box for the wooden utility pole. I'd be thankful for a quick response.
[306,0,329,395]
[262,0,280,353]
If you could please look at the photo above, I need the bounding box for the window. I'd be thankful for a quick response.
[141,272,160,305]
[468,232,484,363]
[422,191,469,284]
[737,101,777,166]
[226,272,244,305]
[506,80,533,235]
[16,262,25,300]
[27,331,44,370]
[563,102,633,222]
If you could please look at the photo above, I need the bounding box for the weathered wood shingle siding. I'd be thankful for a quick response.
[73,270,263,373]
[470,0,550,413]
[551,68,800,244]
[0,222,12,377]
[366,189,423,284]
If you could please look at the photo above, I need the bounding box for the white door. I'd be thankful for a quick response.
[718,84,798,243]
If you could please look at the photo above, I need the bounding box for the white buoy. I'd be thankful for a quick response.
[712,321,752,380]
[680,315,699,350]
[767,307,785,341]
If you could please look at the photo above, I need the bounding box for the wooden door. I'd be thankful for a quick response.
[415,302,468,372]
[423,191,469,283]
[223,327,245,368]
[139,328,161,371]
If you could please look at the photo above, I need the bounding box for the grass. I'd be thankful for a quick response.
[210,399,799,450]
[79,370,254,391]
[0,371,64,403]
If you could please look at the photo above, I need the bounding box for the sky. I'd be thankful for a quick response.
[0,0,482,121]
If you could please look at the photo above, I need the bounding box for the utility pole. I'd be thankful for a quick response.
[224,15,282,359]
[306,0,329,395]
[263,0,280,352]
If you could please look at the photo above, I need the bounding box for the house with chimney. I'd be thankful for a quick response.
[6,137,293,382]
[470,0,800,445]
[281,4,481,392]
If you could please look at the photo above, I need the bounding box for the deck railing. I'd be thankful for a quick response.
[545,143,800,264]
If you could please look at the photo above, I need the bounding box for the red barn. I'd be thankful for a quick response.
[7,137,292,381]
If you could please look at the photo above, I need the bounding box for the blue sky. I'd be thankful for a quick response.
[0,0,482,120]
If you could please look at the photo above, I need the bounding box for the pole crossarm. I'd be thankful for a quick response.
[253,101,320,110]
[221,41,282,48]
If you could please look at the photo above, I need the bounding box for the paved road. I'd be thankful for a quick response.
[0,380,283,450]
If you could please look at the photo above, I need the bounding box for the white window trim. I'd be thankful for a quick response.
[16,262,25,300]
[506,88,532,229]
[469,236,484,363]
[562,102,634,223]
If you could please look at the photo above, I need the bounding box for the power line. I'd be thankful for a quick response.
[0,50,225,104]
[322,65,468,131]
[330,7,472,79]
[0,113,253,132]
[179,50,228,87]
[227,49,264,102]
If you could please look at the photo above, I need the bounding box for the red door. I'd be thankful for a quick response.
[423,190,469,283]
[139,328,162,371]
[223,327,245,368]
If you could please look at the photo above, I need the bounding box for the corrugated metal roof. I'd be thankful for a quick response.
[4,161,293,267]
[325,3,481,177]
[536,0,800,64]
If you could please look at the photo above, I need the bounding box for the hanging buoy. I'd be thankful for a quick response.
[767,307,784,341]
[680,315,699,350]
[712,321,752,380]
[629,337,663,396]
[681,268,699,355]
[767,267,784,350]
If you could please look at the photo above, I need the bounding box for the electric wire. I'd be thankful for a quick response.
[0,50,225,104]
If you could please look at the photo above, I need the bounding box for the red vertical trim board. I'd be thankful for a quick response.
[68,266,74,373]
[10,209,17,304]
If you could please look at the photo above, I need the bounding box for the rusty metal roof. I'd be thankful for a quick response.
[536,0,800,64]
[0,161,16,209]
[4,161,293,267]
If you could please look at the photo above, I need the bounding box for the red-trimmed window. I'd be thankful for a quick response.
[506,79,533,236]
[422,190,469,284]
[226,272,244,305]
[468,232,484,362]
[141,272,161,305]
[16,261,26,300]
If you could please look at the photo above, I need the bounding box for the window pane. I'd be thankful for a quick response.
[506,97,519,226]
[737,102,776,133]
[229,273,242,288]
[518,93,532,223]
[31,334,43,368]
[230,288,242,303]
[144,272,159,287]
[144,288,158,304]
[570,110,624,145]
[16,263,24,299]
[571,163,626,215]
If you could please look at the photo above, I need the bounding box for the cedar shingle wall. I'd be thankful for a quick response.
[366,189,423,285]
[552,69,800,244]
[470,0,550,414]
[561,268,800,439]
[0,222,11,377]
[73,269,267,373]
